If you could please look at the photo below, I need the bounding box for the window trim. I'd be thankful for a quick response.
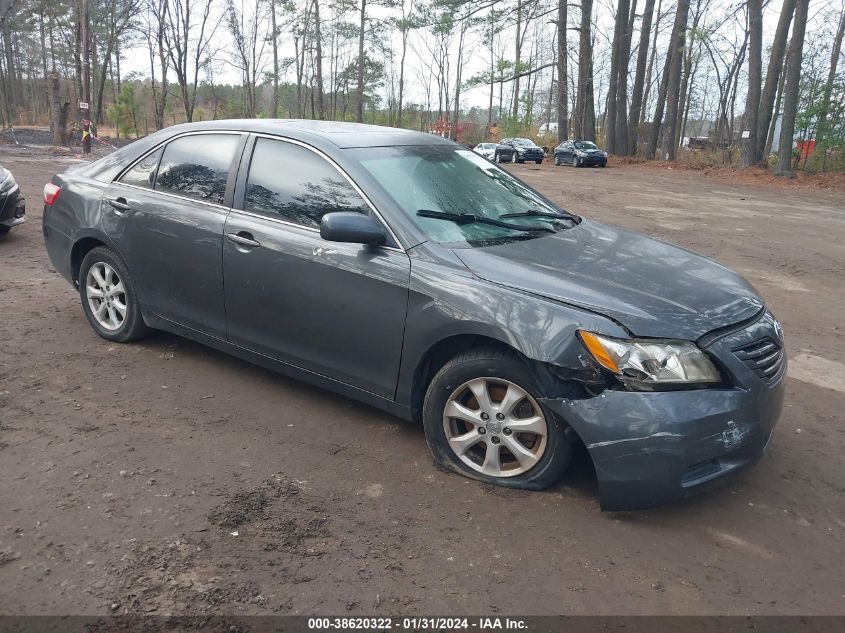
[113,130,246,210]
[233,133,405,253]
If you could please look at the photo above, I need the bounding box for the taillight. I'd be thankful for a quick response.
[43,183,61,206]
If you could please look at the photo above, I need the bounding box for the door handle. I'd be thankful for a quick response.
[107,197,131,214]
[227,232,261,248]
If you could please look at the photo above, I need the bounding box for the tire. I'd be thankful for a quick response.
[535,159,543,165]
[423,347,573,490]
[554,155,562,166]
[572,156,579,168]
[79,246,149,343]
[0,226,10,234]
[495,152,502,163]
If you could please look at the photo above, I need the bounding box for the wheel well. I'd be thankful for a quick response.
[410,334,520,424]
[70,237,106,286]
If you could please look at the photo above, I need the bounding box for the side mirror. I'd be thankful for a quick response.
[320,212,386,246]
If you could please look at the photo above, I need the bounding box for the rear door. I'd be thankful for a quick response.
[222,136,411,398]
[102,132,245,338]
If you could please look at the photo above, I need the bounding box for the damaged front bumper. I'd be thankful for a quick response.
[0,185,26,230]
[542,310,786,511]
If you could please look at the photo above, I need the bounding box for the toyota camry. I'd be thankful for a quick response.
[42,120,785,510]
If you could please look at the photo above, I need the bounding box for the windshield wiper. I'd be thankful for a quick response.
[499,209,579,223]
[416,209,555,233]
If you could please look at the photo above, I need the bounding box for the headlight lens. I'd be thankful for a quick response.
[578,331,721,385]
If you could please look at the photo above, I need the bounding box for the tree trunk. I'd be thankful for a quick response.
[49,71,65,145]
[575,0,596,140]
[649,0,689,160]
[775,0,808,177]
[556,0,568,141]
[628,0,655,153]
[270,0,279,118]
[764,50,788,159]
[614,0,634,154]
[606,0,625,152]
[511,0,523,119]
[355,0,366,123]
[81,0,91,154]
[313,0,326,120]
[640,0,663,126]
[757,0,796,161]
[741,0,762,167]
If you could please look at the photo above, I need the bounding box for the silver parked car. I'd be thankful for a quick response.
[42,120,785,510]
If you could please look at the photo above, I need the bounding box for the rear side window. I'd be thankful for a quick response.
[244,138,369,229]
[119,148,162,189]
[155,134,241,205]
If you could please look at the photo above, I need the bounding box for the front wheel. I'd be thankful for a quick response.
[79,246,149,343]
[535,159,543,164]
[494,153,502,163]
[572,155,580,168]
[423,348,573,490]
[554,155,562,166]
[511,153,518,164]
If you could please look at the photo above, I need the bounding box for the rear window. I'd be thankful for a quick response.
[155,134,241,205]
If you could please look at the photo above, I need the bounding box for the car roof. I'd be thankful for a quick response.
[76,119,457,182]
[147,119,453,150]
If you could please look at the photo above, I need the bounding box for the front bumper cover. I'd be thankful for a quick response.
[0,187,26,229]
[543,310,786,511]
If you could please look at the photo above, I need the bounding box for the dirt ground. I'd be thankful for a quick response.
[1,149,844,617]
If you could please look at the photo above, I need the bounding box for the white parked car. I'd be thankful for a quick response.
[473,143,498,160]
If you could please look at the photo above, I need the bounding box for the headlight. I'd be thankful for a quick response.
[578,330,721,385]
[575,150,586,157]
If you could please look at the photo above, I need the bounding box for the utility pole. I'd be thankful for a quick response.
[81,0,91,155]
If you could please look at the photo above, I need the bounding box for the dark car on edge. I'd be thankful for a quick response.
[0,164,26,234]
[495,138,544,164]
[42,120,785,511]
[554,140,608,167]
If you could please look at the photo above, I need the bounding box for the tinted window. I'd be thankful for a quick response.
[155,134,241,204]
[244,138,369,229]
[119,148,162,189]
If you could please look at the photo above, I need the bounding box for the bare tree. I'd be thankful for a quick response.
[756,0,795,161]
[574,0,596,140]
[775,0,809,177]
[628,0,655,153]
[556,0,568,141]
[740,0,762,167]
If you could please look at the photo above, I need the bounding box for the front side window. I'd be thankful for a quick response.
[119,148,162,189]
[155,134,241,205]
[244,138,369,229]
[354,145,574,247]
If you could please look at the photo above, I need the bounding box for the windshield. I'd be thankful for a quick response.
[353,145,572,247]
[513,139,538,147]
[574,141,598,150]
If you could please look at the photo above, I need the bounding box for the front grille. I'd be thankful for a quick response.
[733,337,785,382]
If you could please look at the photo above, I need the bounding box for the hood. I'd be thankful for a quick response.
[452,219,763,340]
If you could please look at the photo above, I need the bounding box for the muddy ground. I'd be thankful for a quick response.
[0,150,843,616]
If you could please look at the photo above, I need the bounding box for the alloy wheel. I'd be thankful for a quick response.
[442,377,548,477]
[85,262,127,331]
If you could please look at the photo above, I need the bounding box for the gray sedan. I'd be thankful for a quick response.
[42,120,785,510]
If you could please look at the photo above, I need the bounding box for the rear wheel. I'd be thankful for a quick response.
[79,247,149,343]
[423,348,573,490]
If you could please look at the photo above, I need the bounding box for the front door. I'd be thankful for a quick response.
[222,136,411,398]
[103,132,244,338]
